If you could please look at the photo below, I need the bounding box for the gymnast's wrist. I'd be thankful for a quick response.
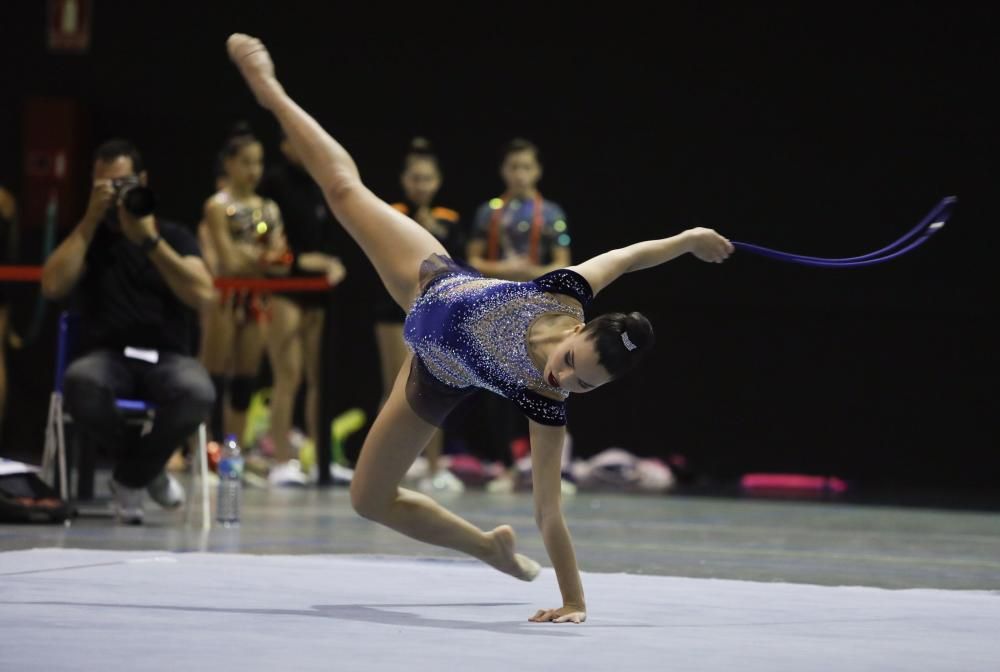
[677,229,697,253]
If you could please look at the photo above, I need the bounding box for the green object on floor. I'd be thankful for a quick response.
[331,408,366,466]
[296,408,366,472]
[243,388,273,449]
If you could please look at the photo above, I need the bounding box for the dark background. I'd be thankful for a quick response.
[2,2,997,495]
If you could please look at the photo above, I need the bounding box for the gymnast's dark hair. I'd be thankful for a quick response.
[94,138,144,174]
[221,121,259,158]
[582,312,654,378]
[501,137,540,163]
[404,137,440,172]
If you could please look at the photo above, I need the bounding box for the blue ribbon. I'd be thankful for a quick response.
[732,197,955,267]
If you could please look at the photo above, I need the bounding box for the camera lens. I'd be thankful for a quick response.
[121,185,156,217]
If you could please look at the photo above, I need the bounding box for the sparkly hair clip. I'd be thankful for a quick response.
[621,331,638,352]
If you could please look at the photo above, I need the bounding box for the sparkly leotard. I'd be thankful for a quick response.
[403,255,593,426]
[214,192,285,323]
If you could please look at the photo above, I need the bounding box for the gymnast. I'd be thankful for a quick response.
[226,32,736,625]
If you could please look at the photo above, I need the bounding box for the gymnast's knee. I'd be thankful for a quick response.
[322,175,362,208]
[349,479,391,522]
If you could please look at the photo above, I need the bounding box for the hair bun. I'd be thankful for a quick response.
[624,312,655,350]
[581,311,654,378]
[410,137,433,152]
[228,120,254,139]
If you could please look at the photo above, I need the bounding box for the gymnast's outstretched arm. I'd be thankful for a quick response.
[526,420,586,624]
[567,227,734,297]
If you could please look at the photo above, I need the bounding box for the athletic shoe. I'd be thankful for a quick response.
[146,471,185,509]
[109,478,144,525]
[268,459,308,487]
[418,469,466,494]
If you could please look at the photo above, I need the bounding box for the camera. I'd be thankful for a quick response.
[109,176,156,219]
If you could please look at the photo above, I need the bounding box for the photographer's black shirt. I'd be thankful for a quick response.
[76,220,202,355]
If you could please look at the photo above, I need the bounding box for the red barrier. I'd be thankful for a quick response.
[0,266,43,281]
[211,276,330,291]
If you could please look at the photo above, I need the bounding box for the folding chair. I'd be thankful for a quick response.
[41,312,211,529]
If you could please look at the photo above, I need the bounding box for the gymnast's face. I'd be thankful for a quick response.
[543,325,613,394]
[401,158,441,207]
[225,141,264,192]
[501,150,541,196]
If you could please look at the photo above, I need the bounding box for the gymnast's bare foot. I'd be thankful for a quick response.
[485,525,540,581]
[226,33,283,109]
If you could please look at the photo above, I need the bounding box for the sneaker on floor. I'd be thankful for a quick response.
[485,473,515,494]
[268,459,308,487]
[109,478,145,525]
[329,463,354,485]
[305,463,354,485]
[418,469,465,494]
[146,471,185,509]
[404,456,429,484]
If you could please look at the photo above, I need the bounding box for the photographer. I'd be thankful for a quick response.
[41,139,216,524]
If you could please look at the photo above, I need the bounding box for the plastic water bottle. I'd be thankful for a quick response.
[216,434,244,527]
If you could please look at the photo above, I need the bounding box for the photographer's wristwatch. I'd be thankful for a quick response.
[139,234,162,255]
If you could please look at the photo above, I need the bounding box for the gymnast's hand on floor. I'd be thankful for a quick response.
[685,227,734,264]
[528,605,587,624]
